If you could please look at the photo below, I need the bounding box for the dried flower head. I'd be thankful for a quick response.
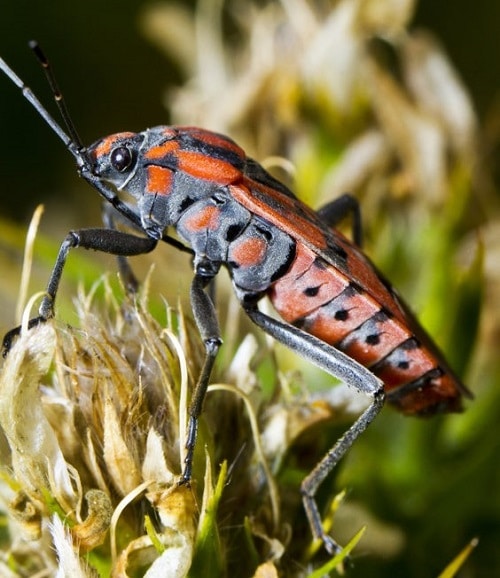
[0,199,365,577]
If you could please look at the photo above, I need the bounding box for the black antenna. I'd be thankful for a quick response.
[28,41,84,151]
[0,49,77,158]
[0,44,194,255]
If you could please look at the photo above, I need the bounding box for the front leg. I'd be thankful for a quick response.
[102,206,143,294]
[2,228,157,355]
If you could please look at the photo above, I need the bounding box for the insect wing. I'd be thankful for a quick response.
[230,173,471,402]
[230,175,407,323]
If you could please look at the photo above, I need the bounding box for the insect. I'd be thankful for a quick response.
[0,44,471,556]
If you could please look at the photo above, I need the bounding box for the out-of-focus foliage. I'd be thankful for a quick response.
[0,0,498,576]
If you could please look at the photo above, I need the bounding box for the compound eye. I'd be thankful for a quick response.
[110,146,133,172]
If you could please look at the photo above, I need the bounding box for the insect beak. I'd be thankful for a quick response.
[72,146,96,177]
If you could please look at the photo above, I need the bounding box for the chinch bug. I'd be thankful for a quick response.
[0,44,472,556]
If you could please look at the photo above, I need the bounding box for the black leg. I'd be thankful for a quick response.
[244,305,385,555]
[2,228,157,355]
[317,193,363,247]
[102,206,141,293]
[180,270,223,484]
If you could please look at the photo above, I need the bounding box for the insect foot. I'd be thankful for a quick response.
[2,316,47,357]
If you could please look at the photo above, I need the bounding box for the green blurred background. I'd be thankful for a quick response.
[0,1,499,576]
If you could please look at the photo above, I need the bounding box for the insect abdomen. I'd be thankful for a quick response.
[269,243,465,415]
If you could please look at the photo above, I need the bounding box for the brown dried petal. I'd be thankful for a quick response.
[9,491,42,540]
[0,323,79,509]
[103,396,142,496]
[72,489,113,551]
[112,485,196,578]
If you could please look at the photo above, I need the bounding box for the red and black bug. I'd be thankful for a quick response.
[0,44,471,556]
